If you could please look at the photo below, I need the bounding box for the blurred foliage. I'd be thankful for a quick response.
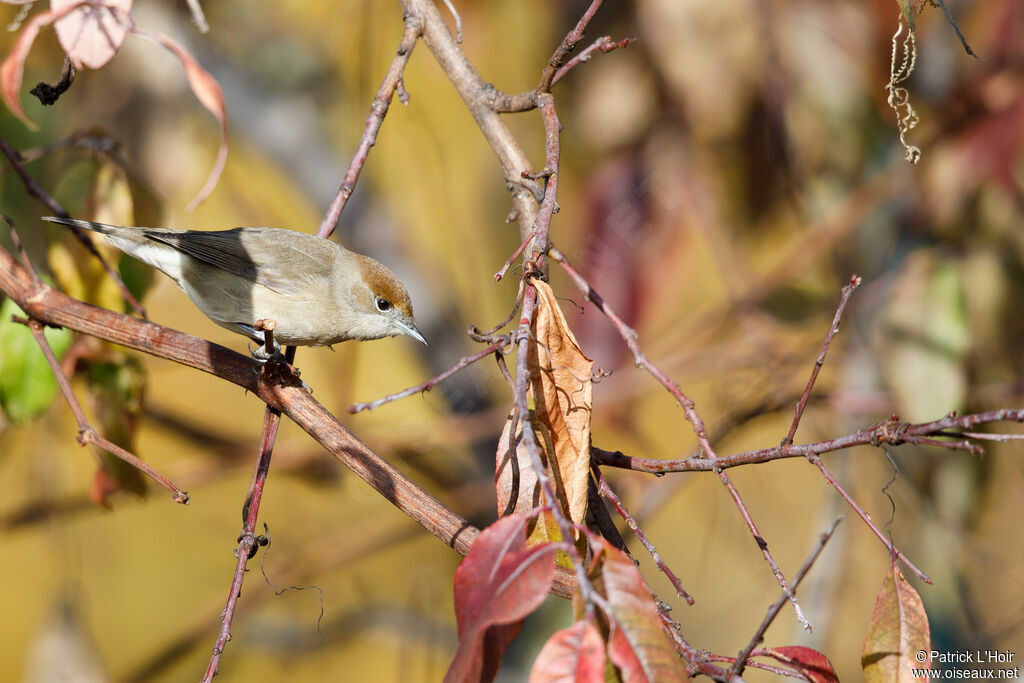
[0,0,1022,681]
[0,297,73,424]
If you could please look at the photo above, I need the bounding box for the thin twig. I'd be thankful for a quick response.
[783,274,861,446]
[523,94,561,273]
[593,465,694,604]
[731,517,843,676]
[549,246,716,458]
[808,452,930,583]
[537,0,604,94]
[942,431,1024,442]
[202,404,282,683]
[469,279,525,341]
[495,230,535,281]
[349,337,509,413]
[709,655,812,679]
[440,0,462,43]
[5,217,40,288]
[318,14,423,239]
[0,133,148,318]
[551,36,633,86]
[20,317,189,503]
[658,611,740,681]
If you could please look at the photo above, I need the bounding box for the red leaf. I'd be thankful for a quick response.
[529,620,606,683]
[53,0,132,70]
[597,540,685,682]
[762,646,840,682]
[445,514,559,683]
[135,30,229,211]
[0,3,83,127]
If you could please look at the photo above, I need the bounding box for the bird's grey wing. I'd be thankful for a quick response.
[142,228,332,295]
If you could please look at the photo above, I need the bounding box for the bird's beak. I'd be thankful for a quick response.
[396,319,428,346]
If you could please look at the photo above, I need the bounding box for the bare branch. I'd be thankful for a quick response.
[593,411,1024,474]
[202,406,281,682]
[349,337,509,414]
[784,274,862,446]
[0,132,148,317]
[732,517,843,676]
[318,14,423,238]
[399,0,542,239]
[19,316,189,503]
[593,465,693,604]
[809,452,930,583]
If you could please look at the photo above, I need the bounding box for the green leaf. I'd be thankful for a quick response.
[0,299,73,424]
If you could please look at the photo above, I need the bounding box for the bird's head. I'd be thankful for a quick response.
[347,255,426,345]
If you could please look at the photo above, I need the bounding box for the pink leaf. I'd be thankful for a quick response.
[762,646,840,683]
[52,0,132,70]
[445,514,559,683]
[0,3,82,127]
[135,30,228,211]
[529,620,606,683]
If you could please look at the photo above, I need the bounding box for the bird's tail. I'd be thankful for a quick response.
[42,216,127,235]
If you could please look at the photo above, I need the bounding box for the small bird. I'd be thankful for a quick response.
[43,217,427,352]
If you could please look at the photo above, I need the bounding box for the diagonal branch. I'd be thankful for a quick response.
[0,132,148,318]
[348,337,509,414]
[19,315,188,503]
[593,465,693,604]
[399,0,542,239]
[783,274,861,446]
[318,13,423,239]
[731,517,843,676]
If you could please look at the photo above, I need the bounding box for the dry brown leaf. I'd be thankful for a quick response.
[494,409,566,549]
[529,279,594,527]
[494,281,594,542]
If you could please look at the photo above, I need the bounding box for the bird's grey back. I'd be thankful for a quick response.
[44,218,345,297]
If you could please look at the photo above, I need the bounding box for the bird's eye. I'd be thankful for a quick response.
[375,297,391,312]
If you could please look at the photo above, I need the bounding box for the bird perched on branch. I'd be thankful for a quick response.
[43,217,426,355]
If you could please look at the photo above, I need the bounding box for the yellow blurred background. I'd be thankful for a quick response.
[1,0,1023,680]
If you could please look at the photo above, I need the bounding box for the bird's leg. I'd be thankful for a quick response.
[252,319,310,392]
[239,321,284,362]
[249,321,278,362]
